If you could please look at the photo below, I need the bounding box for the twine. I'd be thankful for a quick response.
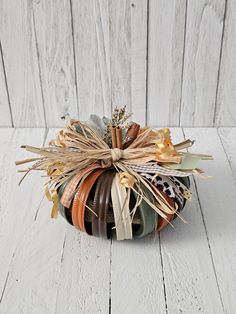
[110,148,124,162]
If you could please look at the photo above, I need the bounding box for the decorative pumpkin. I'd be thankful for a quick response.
[16,107,212,240]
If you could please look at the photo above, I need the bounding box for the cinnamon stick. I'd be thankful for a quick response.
[111,125,117,148]
[116,126,123,149]
[123,123,140,149]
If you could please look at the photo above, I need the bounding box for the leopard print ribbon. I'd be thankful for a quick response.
[140,172,185,210]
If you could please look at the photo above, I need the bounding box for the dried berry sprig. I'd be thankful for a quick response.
[103,106,133,147]
[103,125,112,147]
[111,105,133,128]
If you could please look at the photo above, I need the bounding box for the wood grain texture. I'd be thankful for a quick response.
[71,0,111,121]
[1,0,236,127]
[184,128,236,313]
[111,235,166,314]
[215,1,236,126]
[71,0,147,124]
[147,0,186,127]
[180,0,226,127]
[0,128,110,314]
[32,0,78,127]
[218,128,236,175]
[0,43,12,127]
[0,0,45,127]
[0,128,14,161]
[130,0,147,124]
[161,128,223,313]
[0,129,69,314]
[55,229,111,314]
[1,128,236,312]
[0,128,45,307]
[110,0,147,124]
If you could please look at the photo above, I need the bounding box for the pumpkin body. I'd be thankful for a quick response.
[57,168,190,240]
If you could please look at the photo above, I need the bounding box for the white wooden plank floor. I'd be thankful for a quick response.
[0,127,236,314]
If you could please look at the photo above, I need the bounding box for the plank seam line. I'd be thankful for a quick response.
[159,232,168,314]
[34,128,48,220]
[69,0,79,119]
[107,1,112,117]
[213,0,228,127]
[0,247,18,305]
[217,128,236,186]
[145,0,149,126]
[182,128,225,312]
[178,0,188,127]
[53,232,67,314]
[32,9,47,128]
[43,128,49,146]
[0,272,9,305]
[0,40,14,127]
[192,178,225,313]
[94,1,107,115]
[34,194,45,221]
[60,234,67,264]
[0,129,49,307]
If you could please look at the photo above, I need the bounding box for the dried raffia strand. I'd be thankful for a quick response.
[15,116,212,222]
[16,122,209,188]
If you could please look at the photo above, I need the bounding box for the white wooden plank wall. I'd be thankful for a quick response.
[147,0,186,126]
[215,1,236,126]
[0,0,236,127]
[180,0,226,127]
[0,0,45,127]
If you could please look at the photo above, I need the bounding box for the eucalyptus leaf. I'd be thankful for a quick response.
[166,155,200,170]
[75,114,110,137]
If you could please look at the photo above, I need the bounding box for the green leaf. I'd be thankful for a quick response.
[166,155,200,170]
